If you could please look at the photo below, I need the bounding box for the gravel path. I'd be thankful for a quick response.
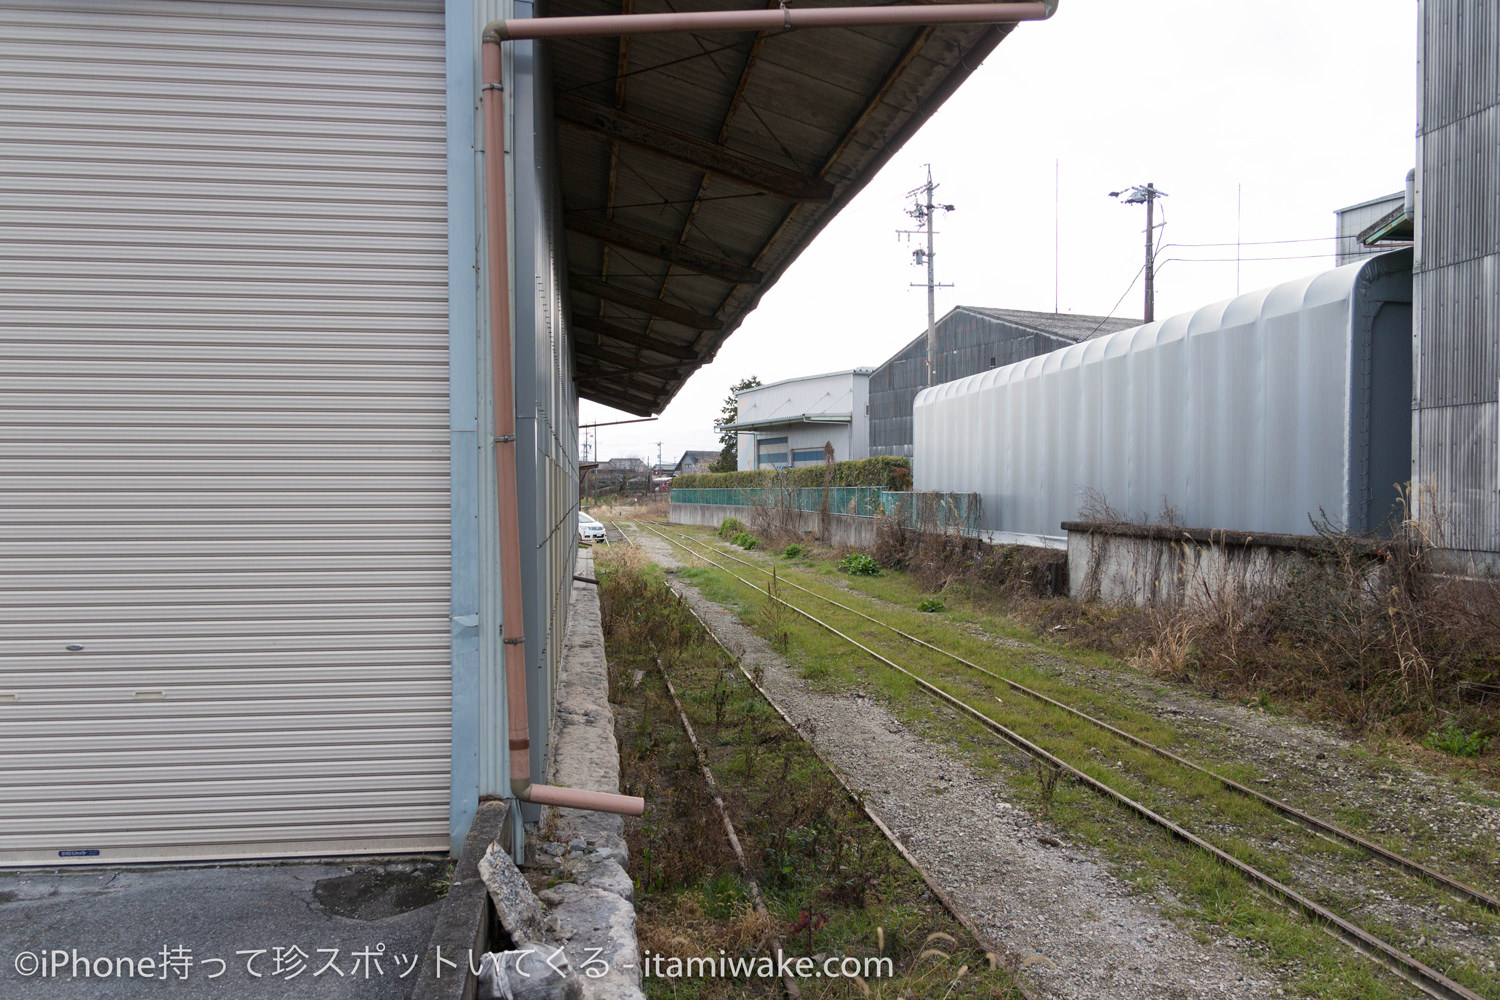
[630,526,1290,1000]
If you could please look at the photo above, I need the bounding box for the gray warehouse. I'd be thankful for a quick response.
[868,306,1138,458]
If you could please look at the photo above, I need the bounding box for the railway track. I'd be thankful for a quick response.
[628,519,1495,1000]
[613,516,1041,997]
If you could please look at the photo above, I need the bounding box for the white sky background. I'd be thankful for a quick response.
[579,0,1419,467]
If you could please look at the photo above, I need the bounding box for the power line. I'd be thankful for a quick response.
[1157,252,1348,264]
[1086,262,1147,339]
[1163,233,1395,249]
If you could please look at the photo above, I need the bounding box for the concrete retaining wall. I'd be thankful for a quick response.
[670,502,879,548]
[1065,521,1373,607]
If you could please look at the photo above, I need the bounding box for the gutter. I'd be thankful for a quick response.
[481,1,1057,818]
[720,414,854,432]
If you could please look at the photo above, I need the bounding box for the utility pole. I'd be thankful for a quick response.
[898,165,955,386]
[1144,186,1155,323]
[1109,182,1167,322]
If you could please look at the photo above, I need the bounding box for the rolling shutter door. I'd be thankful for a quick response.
[0,0,451,864]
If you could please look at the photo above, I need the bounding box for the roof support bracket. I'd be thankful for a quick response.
[570,273,722,329]
[566,214,764,284]
[555,95,834,202]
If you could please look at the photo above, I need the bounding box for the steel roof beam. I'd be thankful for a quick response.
[570,273,722,330]
[555,95,834,203]
[581,378,668,415]
[585,340,677,372]
[571,314,701,361]
[566,214,764,284]
[576,360,688,384]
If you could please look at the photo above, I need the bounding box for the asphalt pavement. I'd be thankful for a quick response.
[0,857,452,999]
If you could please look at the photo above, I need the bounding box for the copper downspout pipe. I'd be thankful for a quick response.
[481,2,1055,819]
[489,1,1055,40]
[482,41,645,818]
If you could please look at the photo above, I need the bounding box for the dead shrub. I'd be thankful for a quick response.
[595,543,650,578]
[1121,509,1500,737]
[873,507,1065,599]
[636,495,669,520]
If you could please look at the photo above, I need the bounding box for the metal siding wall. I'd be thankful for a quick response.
[512,22,579,811]
[465,0,576,819]
[0,0,450,864]
[1414,0,1500,555]
[447,0,483,849]
[868,312,1074,459]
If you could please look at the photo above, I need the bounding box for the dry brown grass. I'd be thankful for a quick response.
[873,517,1066,598]
[637,897,780,968]
[594,543,651,577]
[1016,520,1500,742]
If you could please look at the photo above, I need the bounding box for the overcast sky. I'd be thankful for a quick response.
[579,0,1419,467]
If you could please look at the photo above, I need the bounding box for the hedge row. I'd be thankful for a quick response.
[672,455,912,491]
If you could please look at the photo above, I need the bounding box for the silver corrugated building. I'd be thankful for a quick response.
[1414,0,1500,571]
[913,252,1413,542]
[868,306,1138,458]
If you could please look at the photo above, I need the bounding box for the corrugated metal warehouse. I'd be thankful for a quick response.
[1414,0,1500,571]
[914,252,1414,541]
[0,0,1048,865]
[868,306,1138,457]
[727,369,872,469]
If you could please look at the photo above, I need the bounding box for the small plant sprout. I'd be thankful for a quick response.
[1423,722,1490,758]
[839,553,883,576]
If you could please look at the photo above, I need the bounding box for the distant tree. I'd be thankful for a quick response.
[709,375,760,472]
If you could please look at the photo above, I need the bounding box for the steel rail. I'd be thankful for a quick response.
[672,593,1046,1000]
[654,523,1500,914]
[639,521,1486,1000]
[609,522,1010,984]
[652,654,802,999]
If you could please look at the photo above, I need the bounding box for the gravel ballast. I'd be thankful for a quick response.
[634,528,1291,1000]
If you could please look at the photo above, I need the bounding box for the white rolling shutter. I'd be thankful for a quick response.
[0,0,451,864]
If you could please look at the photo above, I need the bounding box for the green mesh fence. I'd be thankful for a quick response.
[668,486,884,515]
[878,491,982,532]
[671,487,980,530]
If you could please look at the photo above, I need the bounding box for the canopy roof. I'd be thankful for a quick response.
[550,1,1032,414]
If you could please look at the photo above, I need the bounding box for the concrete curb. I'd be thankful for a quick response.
[411,800,513,1000]
[535,547,645,1000]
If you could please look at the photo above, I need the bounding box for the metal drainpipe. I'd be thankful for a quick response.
[488,1,1055,40]
[481,0,1057,818]
[482,41,645,818]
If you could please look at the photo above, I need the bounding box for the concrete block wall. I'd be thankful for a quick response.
[669,503,879,549]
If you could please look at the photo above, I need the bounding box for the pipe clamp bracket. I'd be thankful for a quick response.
[503,636,526,645]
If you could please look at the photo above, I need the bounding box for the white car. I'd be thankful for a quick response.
[577,511,607,544]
